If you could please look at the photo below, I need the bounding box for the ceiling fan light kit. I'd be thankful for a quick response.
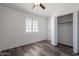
[32,3,46,10]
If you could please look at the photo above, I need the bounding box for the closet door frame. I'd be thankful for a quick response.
[55,11,79,53]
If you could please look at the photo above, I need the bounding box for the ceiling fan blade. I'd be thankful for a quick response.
[40,3,45,9]
[32,4,35,9]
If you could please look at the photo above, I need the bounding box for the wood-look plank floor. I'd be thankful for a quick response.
[0,40,76,56]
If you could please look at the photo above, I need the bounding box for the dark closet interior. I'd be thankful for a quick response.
[57,13,73,47]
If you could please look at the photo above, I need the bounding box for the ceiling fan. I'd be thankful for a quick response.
[32,3,46,10]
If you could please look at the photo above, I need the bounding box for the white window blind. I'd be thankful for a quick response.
[26,17,39,32]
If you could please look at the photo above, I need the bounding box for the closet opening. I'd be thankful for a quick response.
[57,13,73,54]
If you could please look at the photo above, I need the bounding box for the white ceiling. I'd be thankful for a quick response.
[1,3,79,18]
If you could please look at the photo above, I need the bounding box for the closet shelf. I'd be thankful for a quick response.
[58,22,72,24]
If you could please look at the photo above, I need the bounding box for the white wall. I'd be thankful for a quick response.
[0,5,47,50]
[48,16,57,46]
[73,11,79,53]
[47,17,51,40]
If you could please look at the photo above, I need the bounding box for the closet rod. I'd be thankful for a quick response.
[58,22,72,24]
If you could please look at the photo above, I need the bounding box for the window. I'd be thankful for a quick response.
[26,18,39,32]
